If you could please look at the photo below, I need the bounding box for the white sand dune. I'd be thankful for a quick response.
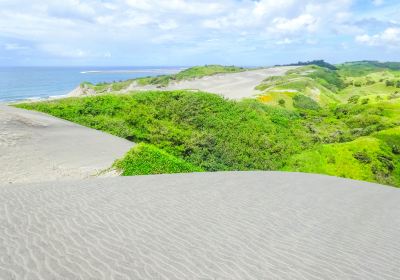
[1,171,399,279]
[0,105,133,184]
[126,66,296,99]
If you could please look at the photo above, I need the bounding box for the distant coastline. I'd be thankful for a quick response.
[0,66,184,102]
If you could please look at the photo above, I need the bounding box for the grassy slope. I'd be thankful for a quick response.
[280,62,400,186]
[255,66,342,108]
[284,127,400,187]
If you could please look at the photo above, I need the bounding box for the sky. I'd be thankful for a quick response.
[1,0,400,66]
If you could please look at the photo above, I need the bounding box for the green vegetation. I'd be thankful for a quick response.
[255,65,341,107]
[337,61,400,77]
[278,59,337,70]
[293,94,320,110]
[284,129,400,187]
[17,91,311,172]
[114,143,203,175]
[16,61,400,187]
[136,65,245,87]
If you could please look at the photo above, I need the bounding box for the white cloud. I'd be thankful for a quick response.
[39,44,111,58]
[271,14,318,33]
[356,27,400,47]
[276,38,295,45]
[4,43,29,50]
[0,0,398,64]
[372,0,384,6]
[158,20,178,30]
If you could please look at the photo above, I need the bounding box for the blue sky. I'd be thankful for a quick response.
[1,0,400,66]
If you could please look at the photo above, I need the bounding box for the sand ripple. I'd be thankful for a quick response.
[1,172,399,279]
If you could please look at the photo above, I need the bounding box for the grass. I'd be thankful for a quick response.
[284,128,400,187]
[255,65,341,107]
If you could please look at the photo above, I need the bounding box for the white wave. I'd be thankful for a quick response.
[80,68,186,74]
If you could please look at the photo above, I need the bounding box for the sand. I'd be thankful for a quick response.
[0,105,133,184]
[124,66,296,99]
[1,171,399,279]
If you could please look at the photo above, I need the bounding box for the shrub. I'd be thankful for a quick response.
[386,80,395,87]
[114,143,203,175]
[293,94,320,110]
[278,99,286,107]
[353,151,371,163]
[361,98,369,105]
[348,95,360,104]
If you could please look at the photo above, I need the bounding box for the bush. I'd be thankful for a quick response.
[348,95,360,104]
[353,151,371,163]
[114,143,203,175]
[293,94,320,110]
[278,99,286,107]
[361,98,369,105]
[386,80,395,87]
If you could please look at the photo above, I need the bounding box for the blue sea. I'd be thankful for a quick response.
[0,66,184,102]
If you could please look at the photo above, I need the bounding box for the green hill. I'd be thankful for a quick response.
[81,65,246,93]
[255,65,343,108]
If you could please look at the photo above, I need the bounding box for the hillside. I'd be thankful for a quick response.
[79,65,247,94]
[16,61,400,187]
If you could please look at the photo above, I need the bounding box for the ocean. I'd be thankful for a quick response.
[0,66,184,102]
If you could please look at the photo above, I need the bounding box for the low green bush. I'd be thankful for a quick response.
[114,143,203,175]
[293,94,320,110]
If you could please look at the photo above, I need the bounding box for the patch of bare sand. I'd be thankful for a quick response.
[122,66,297,99]
[0,105,133,184]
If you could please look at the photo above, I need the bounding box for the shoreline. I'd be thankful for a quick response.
[0,66,187,104]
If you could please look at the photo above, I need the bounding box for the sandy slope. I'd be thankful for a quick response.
[1,171,399,280]
[0,105,133,184]
[125,67,296,99]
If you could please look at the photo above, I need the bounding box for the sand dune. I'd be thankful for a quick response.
[1,171,399,279]
[0,105,133,184]
[126,66,296,99]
